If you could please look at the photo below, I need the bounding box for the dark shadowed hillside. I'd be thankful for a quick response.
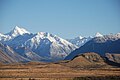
[0,42,29,63]
[65,34,120,60]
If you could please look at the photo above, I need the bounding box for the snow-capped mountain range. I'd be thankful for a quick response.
[0,26,30,41]
[5,26,30,38]
[65,33,120,60]
[67,36,92,47]
[0,26,77,61]
[0,26,119,62]
[67,32,103,47]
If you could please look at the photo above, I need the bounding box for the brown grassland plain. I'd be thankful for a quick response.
[0,62,120,80]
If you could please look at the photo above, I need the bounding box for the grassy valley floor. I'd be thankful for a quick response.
[0,62,120,80]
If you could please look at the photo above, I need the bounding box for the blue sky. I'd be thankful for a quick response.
[0,0,120,38]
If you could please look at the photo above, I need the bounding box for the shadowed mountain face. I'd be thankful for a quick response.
[65,34,120,60]
[0,42,29,63]
[0,49,14,63]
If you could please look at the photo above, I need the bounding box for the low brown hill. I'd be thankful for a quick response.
[106,53,120,63]
[63,52,111,69]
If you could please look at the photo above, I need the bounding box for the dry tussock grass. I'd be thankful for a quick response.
[0,62,120,80]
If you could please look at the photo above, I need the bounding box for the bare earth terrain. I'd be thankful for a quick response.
[0,62,120,80]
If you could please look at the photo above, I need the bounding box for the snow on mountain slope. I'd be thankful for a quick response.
[115,33,120,38]
[5,26,30,38]
[67,36,92,47]
[1,26,119,62]
[65,33,120,60]
[67,32,103,47]
[0,26,78,61]
[0,33,10,41]
[25,32,78,61]
[5,33,34,48]
[0,26,31,42]
[95,32,103,37]
[0,33,6,38]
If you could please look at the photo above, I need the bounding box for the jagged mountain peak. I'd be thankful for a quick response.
[67,35,92,47]
[77,36,84,39]
[95,32,103,37]
[115,33,120,37]
[0,32,10,41]
[37,32,49,35]
[1,25,120,62]
[14,26,20,30]
[75,36,84,39]
[27,31,77,47]
[0,33,4,37]
[34,32,67,43]
[36,32,52,38]
[24,32,78,61]
[6,26,30,37]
